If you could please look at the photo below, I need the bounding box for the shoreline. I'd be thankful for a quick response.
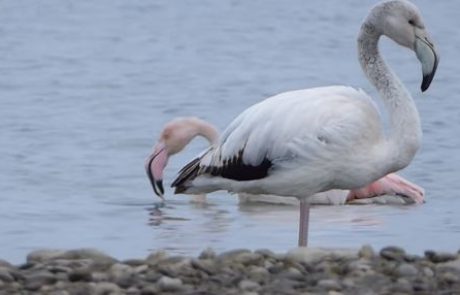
[0,246,459,294]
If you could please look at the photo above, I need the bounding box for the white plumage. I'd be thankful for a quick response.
[178,86,389,197]
[169,0,438,246]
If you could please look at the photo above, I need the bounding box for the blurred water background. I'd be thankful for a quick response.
[1,0,459,263]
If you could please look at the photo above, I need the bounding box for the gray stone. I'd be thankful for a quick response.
[396,263,418,277]
[134,264,148,274]
[0,267,14,283]
[348,259,373,275]
[110,263,135,288]
[380,246,406,261]
[436,259,460,272]
[68,267,92,282]
[255,248,278,259]
[122,259,146,267]
[92,271,109,282]
[425,250,458,263]
[192,258,217,275]
[126,286,141,295]
[358,245,375,259]
[24,270,57,291]
[239,279,260,291]
[284,267,304,280]
[26,249,66,263]
[439,271,460,284]
[157,275,183,291]
[287,247,358,265]
[218,249,252,261]
[422,267,434,277]
[59,249,117,268]
[393,278,412,293]
[199,247,216,259]
[145,251,168,266]
[317,279,341,291]
[0,259,12,268]
[248,266,269,283]
[91,281,123,295]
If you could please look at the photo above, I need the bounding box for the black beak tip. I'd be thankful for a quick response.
[421,72,435,92]
[155,180,165,196]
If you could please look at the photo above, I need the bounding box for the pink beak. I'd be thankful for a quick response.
[145,143,168,199]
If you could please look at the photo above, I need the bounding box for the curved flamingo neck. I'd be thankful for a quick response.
[194,119,219,145]
[357,20,422,172]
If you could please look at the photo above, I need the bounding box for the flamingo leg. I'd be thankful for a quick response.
[298,199,310,247]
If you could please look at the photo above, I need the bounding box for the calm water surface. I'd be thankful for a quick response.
[1,0,459,263]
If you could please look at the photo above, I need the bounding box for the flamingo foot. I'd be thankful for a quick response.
[346,173,425,204]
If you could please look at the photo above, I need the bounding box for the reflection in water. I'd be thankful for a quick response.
[0,0,460,263]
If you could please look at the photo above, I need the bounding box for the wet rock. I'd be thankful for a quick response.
[110,263,136,288]
[26,249,66,264]
[396,263,418,277]
[380,246,406,261]
[248,265,269,283]
[59,249,117,268]
[145,251,168,266]
[283,266,304,280]
[358,244,375,260]
[134,264,149,274]
[317,279,341,291]
[438,271,460,284]
[157,275,183,292]
[218,249,252,261]
[436,259,460,272]
[68,267,92,282]
[425,250,458,263]
[24,270,57,291]
[91,281,123,295]
[393,277,412,293]
[199,247,216,259]
[255,248,279,259]
[123,259,146,267]
[0,259,12,268]
[347,259,373,277]
[422,266,434,278]
[192,258,217,275]
[0,267,15,283]
[287,248,357,265]
[239,279,260,291]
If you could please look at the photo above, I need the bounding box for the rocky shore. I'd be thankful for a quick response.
[0,246,459,294]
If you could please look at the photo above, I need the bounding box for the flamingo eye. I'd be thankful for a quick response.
[408,19,415,25]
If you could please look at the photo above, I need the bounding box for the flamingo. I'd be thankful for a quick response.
[170,0,438,247]
[145,117,425,205]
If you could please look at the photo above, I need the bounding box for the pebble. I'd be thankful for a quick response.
[380,246,406,261]
[396,263,418,277]
[317,279,341,291]
[358,245,375,260]
[24,270,57,291]
[239,279,260,291]
[1,246,460,294]
[91,281,122,295]
[157,275,183,291]
[0,267,14,282]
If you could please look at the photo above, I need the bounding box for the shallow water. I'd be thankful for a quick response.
[1,0,459,264]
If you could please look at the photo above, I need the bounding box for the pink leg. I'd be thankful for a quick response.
[298,199,310,247]
[347,173,425,204]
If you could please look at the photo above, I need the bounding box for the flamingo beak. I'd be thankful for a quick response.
[145,143,168,199]
[414,31,439,92]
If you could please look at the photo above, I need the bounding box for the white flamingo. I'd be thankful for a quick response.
[145,117,425,205]
[166,0,438,247]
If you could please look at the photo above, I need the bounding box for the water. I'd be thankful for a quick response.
[1,0,459,264]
